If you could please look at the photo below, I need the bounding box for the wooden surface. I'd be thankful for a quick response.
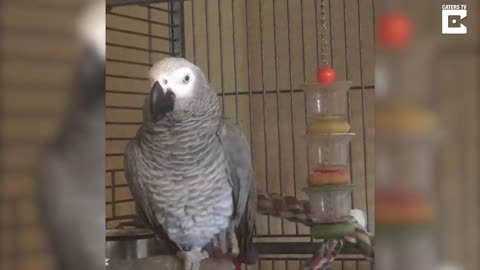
[107,256,234,270]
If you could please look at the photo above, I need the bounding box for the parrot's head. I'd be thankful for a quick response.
[147,57,214,122]
[77,0,105,59]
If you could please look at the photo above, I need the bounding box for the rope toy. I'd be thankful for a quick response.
[257,192,374,269]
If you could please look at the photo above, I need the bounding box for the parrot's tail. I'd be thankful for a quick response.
[236,190,257,265]
[234,246,258,270]
[236,246,258,265]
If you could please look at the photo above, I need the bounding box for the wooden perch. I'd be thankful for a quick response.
[107,256,234,270]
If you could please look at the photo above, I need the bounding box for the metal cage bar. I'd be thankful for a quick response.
[169,0,185,57]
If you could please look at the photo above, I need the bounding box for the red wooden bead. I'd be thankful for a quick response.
[317,67,336,85]
[377,12,412,49]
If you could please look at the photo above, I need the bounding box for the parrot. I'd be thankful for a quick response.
[34,1,106,270]
[124,57,257,270]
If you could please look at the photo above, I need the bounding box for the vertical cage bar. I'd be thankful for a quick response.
[356,0,370,231]
[300,0,313,242]
[371,0,376,46]
[204,0,211,77]
[170,0,185,57]
[344,0,355,209]
[232,0,239,124]
[111,172,117,218]
[218,0,225,113]
[315,0,320,66]
[245,1,255,231]
[328,0,334,66]
[191,0,196,62]
[272,0,285,235]
[286,0,299,235]
[258,0,271,236]
[169,0,174,55]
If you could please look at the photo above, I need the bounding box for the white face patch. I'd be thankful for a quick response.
[151,66,195,99]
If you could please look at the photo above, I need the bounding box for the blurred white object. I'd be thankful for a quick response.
[437,263,462,270]
[349,209,367,229]
[375,59,389,101]
[77,0,105,58]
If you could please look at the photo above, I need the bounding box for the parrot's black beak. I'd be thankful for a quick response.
[150,81,175,120]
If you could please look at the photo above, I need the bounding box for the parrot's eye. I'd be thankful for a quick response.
[183,75,190,84]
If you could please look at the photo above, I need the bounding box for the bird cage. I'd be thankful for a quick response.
[105,0,375,269]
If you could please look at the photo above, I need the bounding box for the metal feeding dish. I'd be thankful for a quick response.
[106,228,169,261]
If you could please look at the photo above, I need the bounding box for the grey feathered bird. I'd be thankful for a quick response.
[124,57,256,270]
[34,1,105,270]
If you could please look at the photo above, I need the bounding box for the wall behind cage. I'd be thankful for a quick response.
[105,0,375,240]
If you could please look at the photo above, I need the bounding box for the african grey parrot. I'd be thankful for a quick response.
[34,1,105,270]
[124,57,256,270]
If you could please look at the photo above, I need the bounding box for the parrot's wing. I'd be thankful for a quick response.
[124,139,176,252]
[217,118,256,263]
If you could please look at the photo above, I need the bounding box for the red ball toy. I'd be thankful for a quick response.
[377,12,412,49]
[317,67,335,85]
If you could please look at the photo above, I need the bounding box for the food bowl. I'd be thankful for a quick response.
[303,81,351,125]
[106,228,167,261]
[305,133,354,175]
[304,184,354,223]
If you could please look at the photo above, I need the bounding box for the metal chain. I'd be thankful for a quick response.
[319,0,328,66]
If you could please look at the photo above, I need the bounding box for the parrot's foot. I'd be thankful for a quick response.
[177,248,209,270]
[229,231,239,256]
